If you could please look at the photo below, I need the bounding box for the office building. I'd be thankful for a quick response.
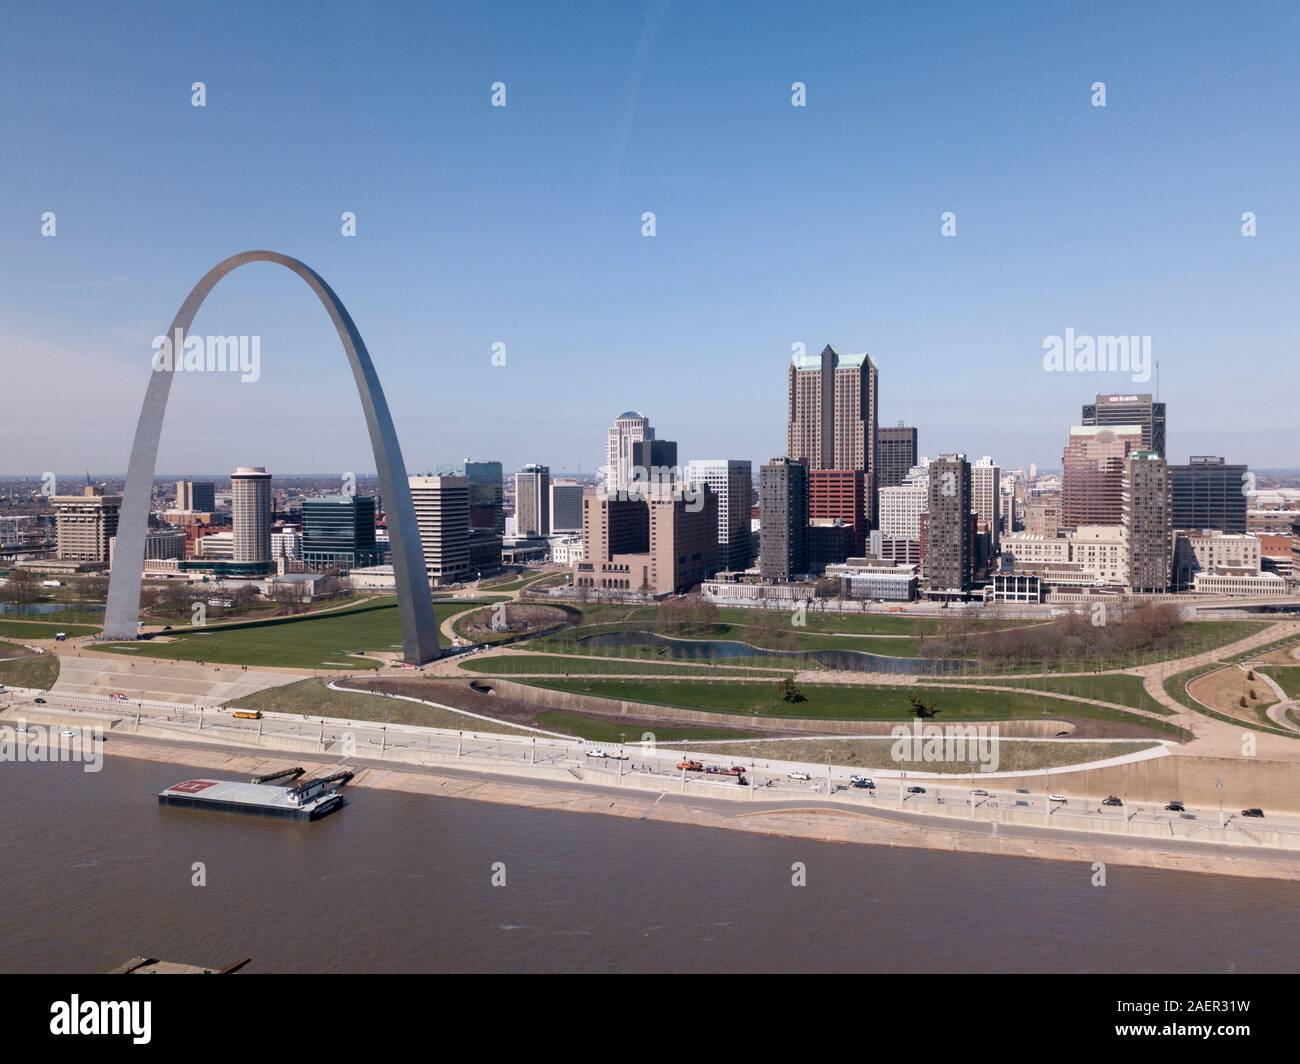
[877,424,918,490]
[409,475,470,584]
[301,494,379,571]
[1024,493,1062,536]
[549,482,586,533]
[52,484,120,564]
[786,345,879,525]
[759,457,809,581]
[605,411,655,494]
[1082,393,1166,456]
[1170,457,1248,534]
[808,469,866,555]
[1174,531,1261,590]
[925,454,972,596]
[878,483,927,541]
[684,459,753,571]
[1123,451,1171,593]
[437,460,504,534]
[630,438,678,486]
[514,464,551,537]
[572,487,717,595]
[971,456,1002,553]
[230,466,273,573]
[175,479,216,512]
[1061,425,1143,528]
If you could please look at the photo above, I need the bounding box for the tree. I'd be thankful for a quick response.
[0,568,40,605]
[907,693,940,719]
[814,576,839,599]
[778,677,805,703]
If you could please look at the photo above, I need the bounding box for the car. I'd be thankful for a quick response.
[606,752,628,761]
[787,771,812,781]
[1242,808,1265,818]
[1164,800,1185,812]
[850,775,875,787]
[59,729,77,738]
[34,697,47,704]
[1048,794,1067,803]
[585,749,608,759]
[1101,795,1123,807]
[907,785,926,794]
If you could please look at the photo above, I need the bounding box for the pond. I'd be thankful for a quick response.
[0,602,103,616]
[574,630,973,675]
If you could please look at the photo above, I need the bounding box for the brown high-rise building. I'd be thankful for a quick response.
[787,345,878,525]
[52,484,120,564]
[572,488,717,595]
[1123,451,1171,593]
[1061,426,1143,529]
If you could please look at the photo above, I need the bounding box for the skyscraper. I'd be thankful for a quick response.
[408,475,470,584]
[630,438,678,486]
[1170,457,1248,533]
[786,345,879,525]
[53,484,120,564]
[1061,426,1143,528]
[514,464,551,537]
[437,460,504,534]
[971,456,1002,553]
[549,481,585,533]
[176,479,216,512]
[684,459,753,571]
[808,468,866,555]
[877,424,918,490]
[230,466,272,573]
[1123,451,1171,592]
[926,454,972,596]
[301,494,378,571]
[1082,393,1166,457]
[605,411,654,494]
[759,457,808,581]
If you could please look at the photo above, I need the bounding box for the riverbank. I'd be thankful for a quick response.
[93,733,1300,883]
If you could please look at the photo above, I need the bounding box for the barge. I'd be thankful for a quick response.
[157,769,351,821]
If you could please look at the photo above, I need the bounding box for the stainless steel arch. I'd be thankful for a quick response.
[102,251,441,664]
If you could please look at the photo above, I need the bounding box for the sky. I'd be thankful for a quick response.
[1,0,1297,478]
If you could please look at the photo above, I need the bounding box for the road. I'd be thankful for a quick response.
[4,684,1295,850]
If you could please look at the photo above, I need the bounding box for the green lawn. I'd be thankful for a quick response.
[1259,666,1300,699]
[523,677,1188,737]
[0,642,60,688]
[532,711,762,743]
[0,619,99,639]
[457,652,790,678]
[943,672,1170,715]
[223,677,537,733]
[100,598,479,671]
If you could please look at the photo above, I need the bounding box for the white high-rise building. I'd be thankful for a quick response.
[878,484,927,541]
[230,466,272,570]
[684,459,753,571]
[409,475,470,585]
[605,411,654,494]
[972,456,1002,552]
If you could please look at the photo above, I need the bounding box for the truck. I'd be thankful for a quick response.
[676,759,704,772]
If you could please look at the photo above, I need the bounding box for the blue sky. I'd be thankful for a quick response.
[1,0,1297,477]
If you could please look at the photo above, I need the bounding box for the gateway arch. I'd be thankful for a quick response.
[102,250,441,664]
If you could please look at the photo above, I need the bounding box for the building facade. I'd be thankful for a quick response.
[230,466,273,574]
[605,411,654,495]
[1061,425,1143,528]
[925,454,972,596]
[1123,451,1171,593]
[877,424,918,490]
[301,494,378,571]
[53,485,120,564]
[759,457,808,581]
[1170,456,1249,534]
[1082,393,1166,456]
[514,464,551,538]
[683,459,753,572]
[409,475,470,584]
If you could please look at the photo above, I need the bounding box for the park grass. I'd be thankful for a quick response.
[1164,662,1299,739]
[99,598,479,671]
[456,652,791,678]
[941,672,1170,715]
[222,677,535,734]
[521,677,1188,737]
[0,619,99,639]
[685,737,1159,773]
[0,643,60,688]
[531,710,762,743]
[1258,666,1300,699]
